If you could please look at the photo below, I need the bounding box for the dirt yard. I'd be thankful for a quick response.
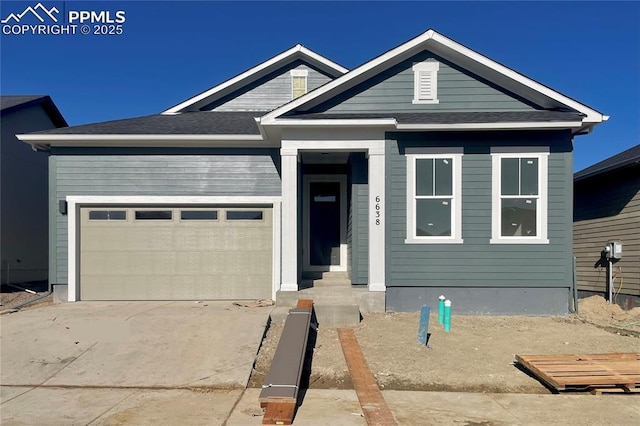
[249,296,640,393]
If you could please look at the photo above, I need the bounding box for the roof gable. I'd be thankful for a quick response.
[261,29,607,131]
[310,49,538,114]
[164,44,348,114]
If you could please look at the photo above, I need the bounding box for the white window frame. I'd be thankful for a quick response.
[412,61,440,104]
[406,153,463,244]
[290,69,308,99]
[491,150,549,244]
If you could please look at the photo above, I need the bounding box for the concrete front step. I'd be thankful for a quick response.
[269,304,361,327]
[301,279,352,288]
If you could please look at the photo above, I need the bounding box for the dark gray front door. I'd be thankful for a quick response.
[309,182,341,266]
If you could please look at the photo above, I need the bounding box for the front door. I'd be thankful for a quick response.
[304,176,346,271]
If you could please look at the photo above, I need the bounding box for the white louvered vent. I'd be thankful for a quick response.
[413,61,439,104]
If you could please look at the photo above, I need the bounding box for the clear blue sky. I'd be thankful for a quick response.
[1,1,638,171]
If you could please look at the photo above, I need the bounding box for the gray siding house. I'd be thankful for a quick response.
[574,145,639,309]
[18,30,607,314]
[1,96,67,287]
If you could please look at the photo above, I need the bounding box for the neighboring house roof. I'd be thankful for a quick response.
[32,111,264,135]
[261,29,607,133]
[574,144,640,181]
[163,44,348,114]
[1,95,68,127]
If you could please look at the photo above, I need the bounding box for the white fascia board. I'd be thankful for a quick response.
[395,121,584,131]
[16,133,272,148]
[269,118,397,127]
[297,45,348,74]
[163,45,347,114]
[429,32,607,123]
[262,29,606,125]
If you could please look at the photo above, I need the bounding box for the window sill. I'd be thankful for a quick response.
[405,237,463,244]
[412,99,439,104]
[490,238,549,245]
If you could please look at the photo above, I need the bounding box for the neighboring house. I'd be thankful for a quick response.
[1,95,68,286]
[18,30,607,314]
[574,145,640,309]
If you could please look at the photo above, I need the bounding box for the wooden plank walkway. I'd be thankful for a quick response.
[516,353,640,392]
[260,300,314,425]
[338,328,397,426]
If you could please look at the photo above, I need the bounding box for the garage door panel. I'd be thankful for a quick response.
[80,205,273,300]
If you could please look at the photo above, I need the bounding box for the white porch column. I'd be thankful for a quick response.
[280,148,299,291]
[368,147,386,291]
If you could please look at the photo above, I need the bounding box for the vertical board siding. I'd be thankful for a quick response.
[51,150,281,284]
[322,51,535,113]
[574,168,640,296]
[385,131,573,289]
[213,63,332,112]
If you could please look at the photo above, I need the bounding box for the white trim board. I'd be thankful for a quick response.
[163,44,348,114]
[260,29,606,128]
[65,196,282,302]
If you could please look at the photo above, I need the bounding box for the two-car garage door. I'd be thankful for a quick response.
[79,205,273,300]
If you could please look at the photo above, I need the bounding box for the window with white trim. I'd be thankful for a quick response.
[406,153,462,243]
[290,69,308,99]
[491,151,549,244]
[412,61,439,104]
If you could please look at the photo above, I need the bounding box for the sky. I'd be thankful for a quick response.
[1,1,638,172]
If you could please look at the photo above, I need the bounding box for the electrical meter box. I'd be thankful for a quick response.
[609,241,623,259]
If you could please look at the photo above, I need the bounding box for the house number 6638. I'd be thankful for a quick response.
[375,196,381,225]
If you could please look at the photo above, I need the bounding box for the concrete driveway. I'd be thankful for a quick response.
[1,301,271,424]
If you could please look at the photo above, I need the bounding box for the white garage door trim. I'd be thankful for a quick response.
[66,195,282,302]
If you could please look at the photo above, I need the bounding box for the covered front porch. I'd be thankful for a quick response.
[275,134,388,321]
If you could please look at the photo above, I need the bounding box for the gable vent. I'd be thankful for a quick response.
[413,61,440,104]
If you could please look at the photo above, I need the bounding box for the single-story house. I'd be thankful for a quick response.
[574,144,640,309]
[1,95,67,287]
[18,29,607,314]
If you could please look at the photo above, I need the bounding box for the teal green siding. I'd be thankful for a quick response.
[50,148,281,284]
[385,131,573,288]
[212,61,333,112]
[319,51,535,113]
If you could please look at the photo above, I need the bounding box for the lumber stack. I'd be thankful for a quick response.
[516,352,640,393]
[260,299,314,425]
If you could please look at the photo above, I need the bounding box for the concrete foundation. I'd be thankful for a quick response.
[386,287,569,315]
[53,283,68,303]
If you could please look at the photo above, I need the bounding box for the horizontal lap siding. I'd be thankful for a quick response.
[326,51,534,112]
[51,150,281,284]
[350,154,369,284]
[214,63,332,111]
[386,132,573,288]
[574,169,640,296]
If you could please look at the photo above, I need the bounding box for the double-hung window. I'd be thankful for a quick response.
[491,150,549,244]
[406,152,463,243]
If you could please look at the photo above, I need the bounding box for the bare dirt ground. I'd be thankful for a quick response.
[0,281,52,312]
[249,296,640,393]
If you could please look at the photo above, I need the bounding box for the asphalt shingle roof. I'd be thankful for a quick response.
[575,144,640,181]
[1,95,50,112]
[35,111,267,135]
[288,110,584,124]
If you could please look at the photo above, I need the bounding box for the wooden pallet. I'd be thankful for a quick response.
[516,353,640,392]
